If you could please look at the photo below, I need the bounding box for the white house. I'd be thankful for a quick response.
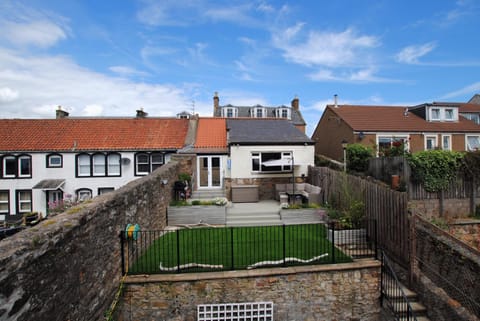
[0,116,190,222]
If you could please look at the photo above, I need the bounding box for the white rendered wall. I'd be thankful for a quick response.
[228,145,314,179]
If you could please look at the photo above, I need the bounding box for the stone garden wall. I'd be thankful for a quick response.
[0,156,193,321]
[115,260,381,321]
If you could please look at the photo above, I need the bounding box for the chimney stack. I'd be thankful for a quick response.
[291,95,299,110]
[334,94,338,108]
[136,108,148,118]
[56,106,69,119]
[213,92,219,115]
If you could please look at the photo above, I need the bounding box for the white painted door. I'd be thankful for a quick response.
[198,156,222,188]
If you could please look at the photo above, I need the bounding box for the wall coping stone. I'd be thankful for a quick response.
[124,259,380,284]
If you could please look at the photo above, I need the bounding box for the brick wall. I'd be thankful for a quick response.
[115,260,381,321]
[409,198,474,219]
[0,156,194,321]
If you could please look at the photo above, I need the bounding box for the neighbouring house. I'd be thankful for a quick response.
[212,92,307,133]
[311,102,480,161]
[468,93,480,104]
[0,109,190,222]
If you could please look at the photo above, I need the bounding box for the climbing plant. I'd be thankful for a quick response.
[406,150,464,193]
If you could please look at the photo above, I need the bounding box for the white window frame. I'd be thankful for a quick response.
[17,190,32,213]
[252,107,266,118]
[251,151,293,173]
[376,135,409,156]
[425,135,438,150]
[135,153,150,175]
[0,190,9,214]
[107,153,121,176]
[18,156,31,178]
[430,108,441,121]
[92,154,106,176]
[77,154,91,177]
[76,189,92,202]
[222,107,238,118]
[150,153,164,172]
[444,108,454,121]
[47,154,62,168]
[466,135,480,151]
[3,156,16,178]
[441,135,452,151]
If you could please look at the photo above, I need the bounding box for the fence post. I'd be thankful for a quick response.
[176,229,180,273]
[119,231,125,275]
[374,219,378,259]
[282,224,286,267]
[330,222,335,263]
[230,227,234,270]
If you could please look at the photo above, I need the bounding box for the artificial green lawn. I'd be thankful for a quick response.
[128,224,352,274]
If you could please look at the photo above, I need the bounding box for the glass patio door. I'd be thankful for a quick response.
[198,156,222,188]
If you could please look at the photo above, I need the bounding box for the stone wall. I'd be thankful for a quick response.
[0,157,193,321]
[115,260,381,321]
[413,217,480,320]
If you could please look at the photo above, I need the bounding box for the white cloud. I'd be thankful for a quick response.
[395,42,436,64]
[0,2,69,48]
[309,67,398,83]
[0,48,193,118]
[1,20,67,48]
[273,27,379,67]
[440,82,480,99]
[109,66,149,77]
[0,87,19,102]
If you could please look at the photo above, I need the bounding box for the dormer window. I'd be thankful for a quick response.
[275,108,291,119]
[221,107,238,118]
[252,107,266,118]
[427,106,458,122]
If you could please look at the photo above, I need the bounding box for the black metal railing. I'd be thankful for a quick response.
[381,252,418,321]
[120,220,377,275]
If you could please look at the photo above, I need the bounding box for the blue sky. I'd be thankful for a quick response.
[1,0,480,135]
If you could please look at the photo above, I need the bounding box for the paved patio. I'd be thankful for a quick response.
[168,200,326,227]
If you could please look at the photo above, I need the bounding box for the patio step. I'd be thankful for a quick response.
[191,189,226,200]
[227,213,283,226]
[226,202,282,226]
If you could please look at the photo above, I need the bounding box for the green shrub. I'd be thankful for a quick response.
[346,144,373,172]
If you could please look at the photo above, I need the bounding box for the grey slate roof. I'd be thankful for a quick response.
[215,104,306,126]
[469,94,480,104]
[227,119,313,145]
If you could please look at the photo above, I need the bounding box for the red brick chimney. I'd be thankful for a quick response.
[213,92,219,115]
[291,95,299,110]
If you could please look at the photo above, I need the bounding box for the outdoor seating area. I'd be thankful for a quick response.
[275,183,321,205]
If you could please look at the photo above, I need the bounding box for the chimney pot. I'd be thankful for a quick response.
[334,94,338,108]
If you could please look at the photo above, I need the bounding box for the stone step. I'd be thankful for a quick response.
[190,190,226,200]
[398,317,431,321]
[227,220,283,227]
[390,301,427,315]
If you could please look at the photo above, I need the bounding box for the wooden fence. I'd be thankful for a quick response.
[309,166,410,267]
[368,156,479,201]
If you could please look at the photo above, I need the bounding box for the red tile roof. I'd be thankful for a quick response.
[327,105,480,132]
[0,118,189,152]
[194,118,227,148]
